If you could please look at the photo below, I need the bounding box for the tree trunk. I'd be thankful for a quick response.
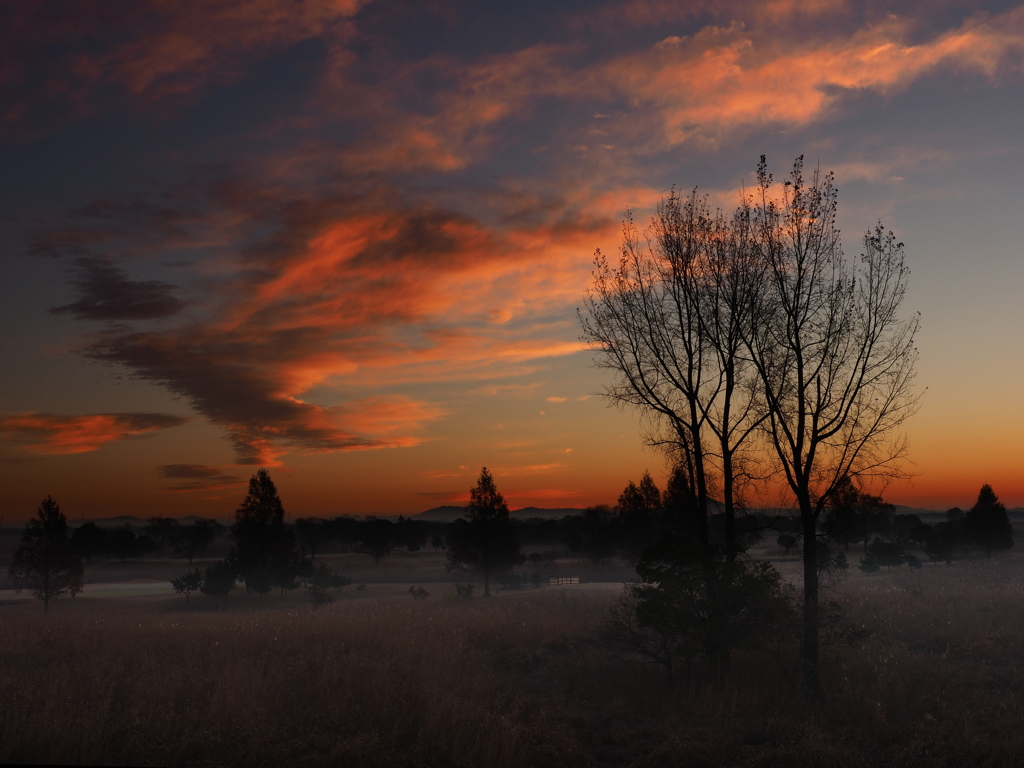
[722,448,737,563]
[800,499,821,702]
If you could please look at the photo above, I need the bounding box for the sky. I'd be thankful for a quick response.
[2,0,1024,521]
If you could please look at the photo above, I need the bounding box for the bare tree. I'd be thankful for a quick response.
[744,156,920,699]
[581,189,767,559]
[583,156,920,701]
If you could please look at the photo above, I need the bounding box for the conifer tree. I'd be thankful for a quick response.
[445,467,523,597]
[967,484,1013,557]
[232,469,294,593]
[9,496,84,613]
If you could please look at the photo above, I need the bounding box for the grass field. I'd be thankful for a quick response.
[5,551,1024,766]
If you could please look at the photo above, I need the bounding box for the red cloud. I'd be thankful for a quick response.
[59,173,617,466]
[0,412,187,455]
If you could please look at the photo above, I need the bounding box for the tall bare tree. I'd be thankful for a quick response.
[744,156,920,699]
[583,156,920,700]
[581,189,766,559]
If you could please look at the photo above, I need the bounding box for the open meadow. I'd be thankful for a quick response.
[5,546,1024,767]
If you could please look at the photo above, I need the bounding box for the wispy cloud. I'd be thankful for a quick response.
[157,464,245,492]
[0,412,187,455]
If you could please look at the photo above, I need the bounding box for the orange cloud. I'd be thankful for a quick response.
[589,9,1024,147]
[0,412,187,455]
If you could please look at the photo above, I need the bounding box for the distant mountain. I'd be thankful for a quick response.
[510,506,588,519]
[415,506,467,521]
[414,505,586,521]
[66,515,227,528]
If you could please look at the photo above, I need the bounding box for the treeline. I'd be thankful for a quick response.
[781,481,1016,570]
[62,469,768,570]
[69,518,223,563]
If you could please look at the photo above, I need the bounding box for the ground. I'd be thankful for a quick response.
[4,536,1024,766]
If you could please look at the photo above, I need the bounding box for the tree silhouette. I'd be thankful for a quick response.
[356,517,395,564]
[967,484,1013,557]
[109,525,139,561]
[581,189,768,561]
[585,156,920,701]
[445,467,523,597]
[171,568,203,604]
[563,504,616,573]
[200,559,237,606]
[70,521,108,563]
[615,536,794,683]
[169,519,222,563]
[820,478,893,552]
[615,472,663,562]
[143,517,179,557]
[295,517,331,559]
[9,496,84,613]
[743,157,920,699]
[231,469,294,593]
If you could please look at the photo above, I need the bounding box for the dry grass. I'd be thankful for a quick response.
[5,560,1024,766]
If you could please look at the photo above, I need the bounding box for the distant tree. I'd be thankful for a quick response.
[860,539,912,570]
[357,517,396,564]
[294,518,332,559]
[431,534,445,552]
[169,519,222,563]
[70,521,108,562]
[923,513,970,566]
[326,517,359,553]
[200,559,237,605]
[9,496,84,613]
[615,472,663,562]
[445,467,524,597]
[135,534,157,558]
[563,505,616,573]
[777,534,798,555]
[819,478,893,552]
[109,525,139,562]
[662,463,700,539]
[232,469,295,593]
[304,560,351,607]
[171,568,203,604]
[395,517,428,555]
[967,484,1013,558]
[143,517,180,557]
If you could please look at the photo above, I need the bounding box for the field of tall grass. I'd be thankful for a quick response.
[5,556,1024,766]
[4,561,1024,768]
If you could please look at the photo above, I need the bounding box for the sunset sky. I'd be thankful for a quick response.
[2,0,1024,521]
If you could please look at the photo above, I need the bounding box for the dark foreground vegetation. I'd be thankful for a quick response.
[4,562,1024,767]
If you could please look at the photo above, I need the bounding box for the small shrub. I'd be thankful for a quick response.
[170,569,203,605]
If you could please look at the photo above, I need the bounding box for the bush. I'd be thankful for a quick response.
[170,569,203,605]
[200,560,237,605]
[609,536,796,683]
